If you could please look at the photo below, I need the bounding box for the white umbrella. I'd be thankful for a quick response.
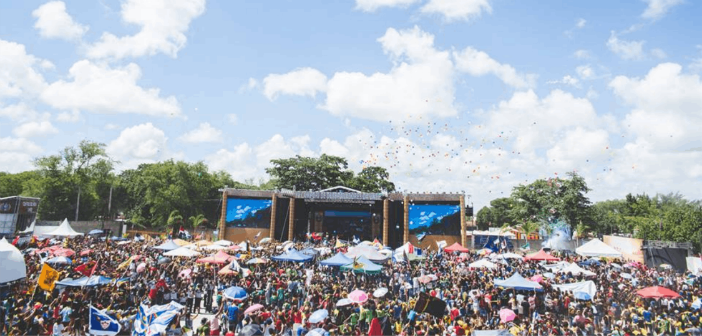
[336,298,352,307]
[202,244,226,251]
[164,247,201,257]
[373,288,388,298]
[213,240,233,246]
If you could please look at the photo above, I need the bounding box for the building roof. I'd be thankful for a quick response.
[223,188,468,203]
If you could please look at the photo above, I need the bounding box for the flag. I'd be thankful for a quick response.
[413,292,447,318]
[416,233,426,242]
[407,243,415,254]
[30,236,36,245]
[90,260,99,276]
[38,263,60,291]
[254,232,261,239]
[436,240,447,251]
[89,306,121,336]
[132,301,184,336]
[11,236,19,246]
[75,263,90,277]
[403,250,410,264]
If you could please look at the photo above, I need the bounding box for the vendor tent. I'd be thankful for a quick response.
[560,263,596,276]
[494,272,543,291]
[163,247,201,257]
[153,240,181,251]
[320,252,353,267]
[271,249,313,263]
[444,242,470,253]
[575,238,622,258]
[525,250,560,261]
[0,237,26,284]
[42,219,83,237]
[341,256,383,274]
[346,246,388,262]
[469,259,497,269]
[552,281,598,299]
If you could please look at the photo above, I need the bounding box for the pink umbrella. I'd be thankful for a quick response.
[418,275,433,284]
[348,289,368,304]
[136,262,147,273]
[244,304,264,315]
[499,308,516,323]
[530,275,544,283]
[179,268,192,279]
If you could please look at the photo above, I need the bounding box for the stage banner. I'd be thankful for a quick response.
[603,235,643,263]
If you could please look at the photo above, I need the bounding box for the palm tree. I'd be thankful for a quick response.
[574,221,588,247]
[189,214,207,229]
[518,221,541,250]
[167,210,183,229]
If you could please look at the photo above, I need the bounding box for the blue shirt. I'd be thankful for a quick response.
[227,305,239,322]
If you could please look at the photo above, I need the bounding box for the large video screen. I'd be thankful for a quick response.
[408,203,461,236]
[225,198,272,228]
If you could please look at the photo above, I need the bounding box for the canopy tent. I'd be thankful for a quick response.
[0,237,26,284]
[491,253,524,261]
[346,246,389,262]
[575,238,623,258]
[213,239,233,246]
[525,250,560,261]
[163,247,201,257]
[197,251,234,264]
[541,261,571,271]
[552,281,598,300]
[444,242,470,253]
[42,219,83,237]
[320,252,353,267]
[340,256,383,274]
[392,242,421,262]
[153,240,181,251]
[172,239,190,246]
[637,286,681,299]
[494,272,543,291]
[271,250,313,263]
[469,259,497,269]
[300,248,320,257]
[55,276,113,287]
[560,263,596,276]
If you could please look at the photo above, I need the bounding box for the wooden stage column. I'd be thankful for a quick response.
[383,199,389,246]
[219,190,227,240]
[269,194,277,241]
[460,195,467,247]
[288,197,295,241]
[403,195,409,244]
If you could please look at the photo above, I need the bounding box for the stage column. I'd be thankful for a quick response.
[403,195,409,244]
[288,197,295,241]
[269,194,277,241]
[383,199,389,246]
[219,190,227,240]
[460,195,467,247]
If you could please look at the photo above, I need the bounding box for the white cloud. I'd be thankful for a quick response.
[32,1,88,41]
[573,50,591,59]
[650,48,667,59]
[586,87,599,99]
[262,67,328,100]
[0,103,41,122]
[0,137,42,173]
[453,47,536,89]
[12,121,58,138]
[690,58,702,73]
[41,60,181,117]
[105,123,120,130]
[255,134,314,168]
[86,0,206,60]
[227,114,238,125]
[641,0,683,20]
[180,122,223,143]
[354,0,420,12]
[576,65,595,79]
[420,0,492,22]
[205,144,257,181]
[607,32,645,60]
[107,123,170,169]
[0,39,48,99]
[56,110,80,122]
[576,18,587,28]
[547,75,579,87]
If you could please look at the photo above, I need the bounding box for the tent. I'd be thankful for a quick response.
[19,220,35,234]
[163,247,201,257]
[153,240,181,251]
[494,272,543,291]
[560,263,596,276]
[301,248,320,257]
[0,237,26,284]
[392,243,421,262]
[469,259,497,269]
[346,246,389,262]
[491,253,524,261]
[575,238,622,258]
[320,252,353,267]
[552,281,598,300]
[271,249,313,263]
[42,219,83,237]
[197,251,234,264]
[341,256,383,274]
[525,250,560,261]
[444,242,470,253]
[637,286,681,299]
[55,276,113,287]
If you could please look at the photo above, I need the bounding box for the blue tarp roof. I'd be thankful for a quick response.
[494,272,543,291]
[55,275,113,287]
[320,252,353,267]
[271,249,313,262]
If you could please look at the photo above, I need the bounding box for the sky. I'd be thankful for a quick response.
[1,0,701,209]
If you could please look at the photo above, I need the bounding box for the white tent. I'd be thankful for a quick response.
[19,220,35,234]
[42,219,83,237]
[153,240,181,251]
[552,280,598,299]
[541,261,571,271]
[560,263,596,276]
[393,242,419,262]
[575,238,622,258]
[0,237,27,284]
[213,240,233,246]
[163,247,201,257]
[491,253,524,260]
[469,259,497,269]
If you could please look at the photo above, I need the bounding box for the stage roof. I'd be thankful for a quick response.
[224,187,468,203]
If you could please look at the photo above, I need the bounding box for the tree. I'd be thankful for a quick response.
[189,214,207,229]
[475,206,492,230]
[349,166,396,193]
[0,171,42,198]
[167,210,184,228]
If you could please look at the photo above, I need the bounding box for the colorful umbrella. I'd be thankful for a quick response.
[308,309,329,323]
[636,286,681,299]
[530,275,544,283]
[80,249,93,256]
[348,289,368,304]
[499,308,516,323]
[223,286,248,301]
[244,304,264,315]
[246,258,268,265]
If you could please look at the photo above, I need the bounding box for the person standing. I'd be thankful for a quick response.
[195,286,204,313]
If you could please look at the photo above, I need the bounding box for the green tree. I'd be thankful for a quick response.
[475,206,492,230]
[167,210,184,229]
[0,171,42,198]
[189,214,207,229]
[349,166,396,193]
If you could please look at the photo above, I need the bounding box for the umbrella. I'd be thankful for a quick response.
[238,324,263,336]
[46,256,72,264]
[229,245,243,251]
[88,229,103,235]
[530,275,544,283]
[179,269,192,279]
[223,286,248,301]
[80,249,93,256]
[336,298,353,307]
[244,304,264,315]
[259,237,272,245]
[499,308,516,323]
[308,309,329,323]
[246,258,268,265]
[620,273,632,279]
[573,292,592,300]
[213,240,233,246]
[136,262,146,273]
[692,299,702,310]
[637,286,681,299]
[308,328,327,336]
[348,289,368,304]
[202,244,227,251]
[373,288,388,298]
[610,263,622,269]
[418,275,435,284]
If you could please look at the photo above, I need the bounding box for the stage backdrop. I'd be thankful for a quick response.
[225,198,272,229]
[603,235,644,263]
[408,204,461,236]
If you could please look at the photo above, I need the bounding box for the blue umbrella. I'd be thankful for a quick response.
[223,286,248,301]
[573,292,592,300]
[46,256,72,264]
[88,229,103,235]
[308,309,328,323]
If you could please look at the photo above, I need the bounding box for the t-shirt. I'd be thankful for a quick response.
[227,305,239,323]
[52,322,64,336]
[60,307,72,322]
[197,324,210,336]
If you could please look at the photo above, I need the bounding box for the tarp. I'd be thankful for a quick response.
[575,238,622,258]
[153,240,181,251]
[341,256,383,274]
[271,249,313,263]
[491,253,524,260]
[320,252,353,267]
[55,276,113,287]
[444,242,470,253]
[346,246,389,262]
[494,272,543,291]
[644,247,688,273]
[42,219,83,237]
[560,263,596,276]
[552,281,598,299]
[525,250,560,261]
[541,261,571,271]
[19,220,35,234]
[0,237,26,284]
[163,247,201,257]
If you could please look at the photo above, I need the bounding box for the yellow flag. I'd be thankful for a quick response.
[38,263,60,291]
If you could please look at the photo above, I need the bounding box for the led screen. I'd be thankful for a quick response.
[408,204,461,236]
[225,198,272,228]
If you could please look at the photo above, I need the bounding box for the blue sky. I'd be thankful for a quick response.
[1,0,701,209]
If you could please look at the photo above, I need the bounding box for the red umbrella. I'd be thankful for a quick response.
[80,249,93,256]
[636,286,680,299]
[524,250,560,261]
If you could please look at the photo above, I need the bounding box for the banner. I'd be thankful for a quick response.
[38,263,59,291]
[132,301,184,336]
[603,235,644,263]
[413,292,447,318]
[89,306,121,336]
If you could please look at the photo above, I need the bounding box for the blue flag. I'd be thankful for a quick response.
[132,301,184,336]
[89,306,121,336]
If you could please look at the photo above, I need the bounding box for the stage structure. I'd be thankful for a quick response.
[0,196,40,239]
[219,187,472,249]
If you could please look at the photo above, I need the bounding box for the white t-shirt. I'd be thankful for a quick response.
[53,322,65,336]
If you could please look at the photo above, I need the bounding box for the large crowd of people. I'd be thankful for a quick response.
[1,232,701,336]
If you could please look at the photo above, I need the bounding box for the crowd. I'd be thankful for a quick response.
[1,232,701,336]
